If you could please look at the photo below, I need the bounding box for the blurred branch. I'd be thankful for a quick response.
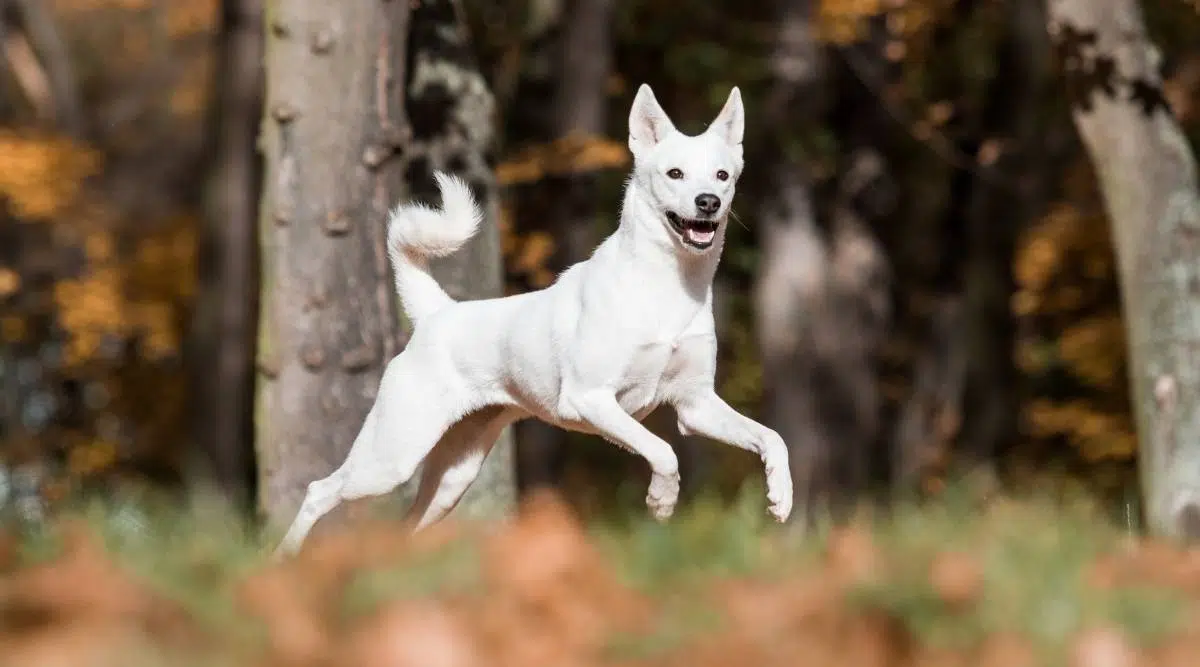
[2,29,52,121]
[2,0,84,135]
[835,41,1018,192]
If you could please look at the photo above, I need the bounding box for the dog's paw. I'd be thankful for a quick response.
[764,461,793,523]
[648,500,675,522]
[646,472,680,521]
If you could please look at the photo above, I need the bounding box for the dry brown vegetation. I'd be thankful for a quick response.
[1,491,1200,667]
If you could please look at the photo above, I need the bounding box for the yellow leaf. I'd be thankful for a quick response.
[0,267,19,296]
[1,316,26,343]
[515,232,556,274]
[496,133,630,186]
[68,440,118,476]
[0,131,101,219]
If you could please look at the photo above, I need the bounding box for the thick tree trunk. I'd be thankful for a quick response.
[515,0,615,494]
[189,0,264,508]
[256,0,410,523]
[396,0,514,518]
[1047,0,1200,539]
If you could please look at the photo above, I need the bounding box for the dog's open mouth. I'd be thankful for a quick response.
[666,212,719,249]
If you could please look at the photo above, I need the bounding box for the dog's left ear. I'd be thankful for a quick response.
[707,87,744,148]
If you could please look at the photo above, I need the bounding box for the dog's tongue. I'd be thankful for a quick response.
[686,227,716,246]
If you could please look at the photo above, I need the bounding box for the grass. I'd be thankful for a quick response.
[1,481,1193,666]
[852,492,1184,659]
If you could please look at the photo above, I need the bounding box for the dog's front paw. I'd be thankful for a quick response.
[646,471,680,522]
[764,459,793,523]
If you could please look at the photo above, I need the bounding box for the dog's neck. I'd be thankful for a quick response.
[611,181,723,298]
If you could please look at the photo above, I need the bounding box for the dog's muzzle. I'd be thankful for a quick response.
[666,211,719,249]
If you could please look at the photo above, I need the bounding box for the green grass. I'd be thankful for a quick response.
[850,492,1183,661]
[1,482,1189,666]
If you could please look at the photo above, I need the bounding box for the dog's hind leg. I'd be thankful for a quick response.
[273,364,468,557]
[272,403,378,557]
[404,406,514,530]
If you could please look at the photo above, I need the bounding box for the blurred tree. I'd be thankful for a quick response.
[0,0,83,135]
[1046,0,1200,540]
[256,0,514,526]
[891,0,1060,490]
[514,0,617,496]
[751,0,891,525]
[396,0,514,521]
[187,0,262,508]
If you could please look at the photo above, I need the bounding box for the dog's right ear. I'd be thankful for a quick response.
[628,84,676,156]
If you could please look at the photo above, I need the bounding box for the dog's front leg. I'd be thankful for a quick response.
[675,390,793,522]
[567,391,681,520]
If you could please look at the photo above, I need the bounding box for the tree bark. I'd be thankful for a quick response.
[1047,0,1200,539]
[189,0,264,508]
[256,0,411,523]
[396,0,514,518]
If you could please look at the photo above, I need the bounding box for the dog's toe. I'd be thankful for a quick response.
[646,493,675,520]
[646,485,679,522]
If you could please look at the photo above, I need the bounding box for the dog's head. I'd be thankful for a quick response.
[626,84,744,254]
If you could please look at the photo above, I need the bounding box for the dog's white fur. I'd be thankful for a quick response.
[275,84,793,556]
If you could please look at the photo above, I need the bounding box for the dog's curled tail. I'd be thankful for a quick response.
[387,171,482,325]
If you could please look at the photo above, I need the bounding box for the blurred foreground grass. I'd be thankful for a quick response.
[1,483,1198,667]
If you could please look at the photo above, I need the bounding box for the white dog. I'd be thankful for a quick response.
[275,84,793,556]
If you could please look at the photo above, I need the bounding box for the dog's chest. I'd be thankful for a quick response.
[614,339,686,415]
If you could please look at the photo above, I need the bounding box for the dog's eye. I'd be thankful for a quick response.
[667,168,684,180]
[716,170,729,181]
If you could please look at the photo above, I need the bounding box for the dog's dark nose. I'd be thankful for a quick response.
[695,193,721,216]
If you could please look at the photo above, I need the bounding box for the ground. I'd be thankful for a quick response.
[1,485,1199,667]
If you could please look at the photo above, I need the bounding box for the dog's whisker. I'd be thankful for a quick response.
[730,209,749,231]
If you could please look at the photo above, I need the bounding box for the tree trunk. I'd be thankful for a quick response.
[1047,0,1200,539]
[256,0,411,523]
[396,0,514,518]
[956,0,1054,471]
[752,0,892,526]
[515,0,615,495]
[893,0,1056,489]
[189,0,264,508]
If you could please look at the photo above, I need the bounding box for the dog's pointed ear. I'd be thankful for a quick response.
[707,87,744,148]
[628,84,676,155]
